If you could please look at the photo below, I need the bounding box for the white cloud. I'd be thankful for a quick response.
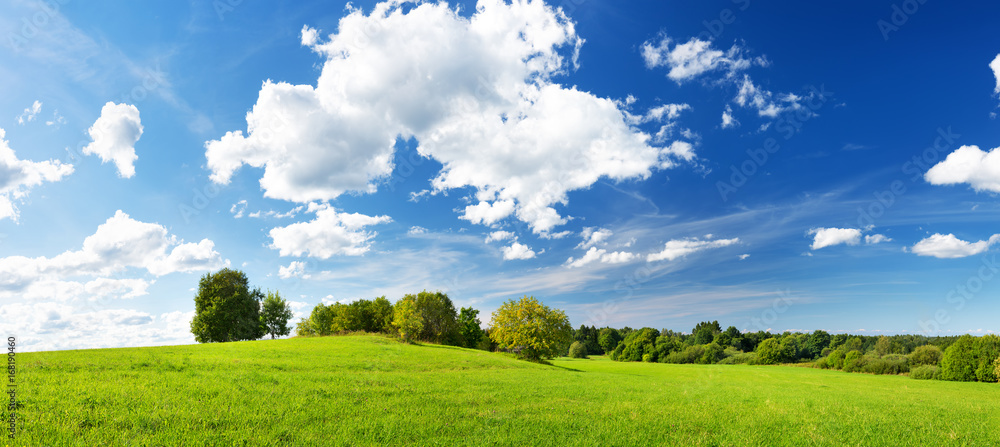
[278,261,309,279]
[502,242,536,260]
[485,230,515,243]
[641,37,755,83]
[910,233,1000,259]
[578,227,613,249]
[738,253,750,260]
[0,210,226,303]
[83,102,143,178]
[0,302,196,352]
[721,105,739,129]
[647,236,739,262]
[268,204,391,258]
[808,227,862,250]
[230,200,247,218]
[734,75,811,118]
[991,53,1000,96]
[566,246,637,268]
[0,128,74,221]
[407,226,427,236]
[16,100,42,125]
[865,234,891,245]
[924,145,1000,192]
[206,2,692,234]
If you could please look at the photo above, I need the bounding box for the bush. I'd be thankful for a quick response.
[826,350,846,370]
[717,352,759,365]
[910,365,941,380]
[861,354,909,375]
[642,353,655,363]
[974,334,1000,383]
[568,341,588,359]
[662,345,705,364]
[616,328,660,362]
[941,335,978,382]
[699,343,725,364]
[909,345,943,367]
[842,351,867,373]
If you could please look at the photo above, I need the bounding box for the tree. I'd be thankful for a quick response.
[617,328,659,362]
[909,345,943,367]
[568,341,588,359]
[414,291,460,345]
[260,291,293,339]
[393,294,423,343]
[598,328,623,354]
[756,338,785,365]
[307,303,337,336]
[489,295,573,361]
[940,335,977,382]
[692,321,722,345]
[190,268,265,343]
[371,296,395,333]
[458,307,485,349]
[874,336,892,357]
[805,330,831,359]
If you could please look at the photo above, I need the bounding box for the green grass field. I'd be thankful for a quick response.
[7,334,1000,446]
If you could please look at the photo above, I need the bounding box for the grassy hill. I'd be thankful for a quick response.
[8,334,1000,446]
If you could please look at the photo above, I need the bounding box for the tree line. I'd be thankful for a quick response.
[573,320,999,383]
[190,269,1000,381]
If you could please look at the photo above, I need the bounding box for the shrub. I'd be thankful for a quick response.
[617,328,660,362]
[910,365,941,380]
[842,351,867,373]
[861,354,909,375]
[813,358,829,369]
[568,341,588,359]
[941,335,978,382]
[909,345,943,367]
[756,338,786,365]
[662,345,705,364]
[717,352,759,365]
[826,350,846,370]
[698,343,725,364]
[642,353,655,363]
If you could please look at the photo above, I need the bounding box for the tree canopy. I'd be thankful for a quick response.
[190,268,265,343]
[260,291,294,340]
[489,295,572,361]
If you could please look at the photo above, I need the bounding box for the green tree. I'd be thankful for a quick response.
[371,296,395,333]
[805,330,831,359]
[307,303,337,336]
[874,336,892,357]
[598,328,623,354]
[393,294,423,343]
[489,295,573,361]
[260,291,293,339]
[974,334,1000,382]
[458,307,485,349]
[692,321,722,345]
[190,268,265,343]
[909,345,943,367]
[940,335,978,382]
[413,291,460,345]
[568,341,588,359]
[756,338,785,365]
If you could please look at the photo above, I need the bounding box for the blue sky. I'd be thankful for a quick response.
[2,0,1000,351]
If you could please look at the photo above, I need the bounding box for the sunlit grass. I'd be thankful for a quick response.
[7,334,999,446]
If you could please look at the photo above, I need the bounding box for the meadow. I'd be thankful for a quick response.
[7,334,1000,446]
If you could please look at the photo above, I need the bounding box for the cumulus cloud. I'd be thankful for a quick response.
[647,236,739,262]
[865,234,891,245]
[268,204,391,258]
[278,261,309,279]
[924,145,1000,192]
[83,102,143,178]
[738,254,750,260]
[910,233,1000,259]
[566,246,637,268]
[721,105,739,129]
[992,53,1000,96]
[206,1,692,234]
[0,302,196,352]
[0,210,227,303]
[16,100,42,125]
[578,227,612,249]
[734,75,812,118]
[407,226,427,236]
[485,230,515,243]
[502,242,536,260]
[808,227,862,250]
[0,128,74,221]
[641,36,756,83]
[230,200,247,218]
